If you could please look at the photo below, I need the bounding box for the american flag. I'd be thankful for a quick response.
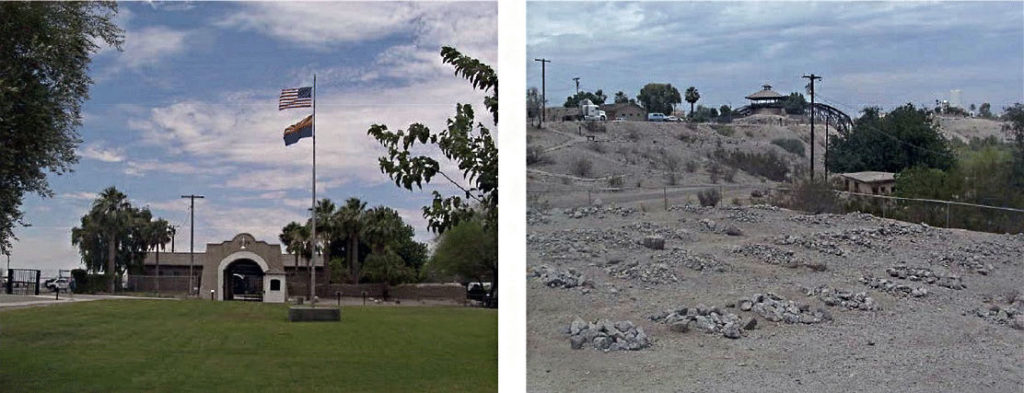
[279,86,312,110]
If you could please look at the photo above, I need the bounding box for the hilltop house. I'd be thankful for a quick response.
[745,84,786,115]
[600,102,647,121]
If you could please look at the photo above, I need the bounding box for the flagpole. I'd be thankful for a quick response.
[310,74,317,304]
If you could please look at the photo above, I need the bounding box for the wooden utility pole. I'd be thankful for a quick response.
[181,194,204,296]
[573,77,580,96]
[535,58,551,128]
[802,74,822,181]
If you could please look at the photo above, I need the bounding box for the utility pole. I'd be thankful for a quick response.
[802,74,821,181]
[573,77,580,96]
[824,114,830,179]
[181,194,204,296]
[534,58,550,128]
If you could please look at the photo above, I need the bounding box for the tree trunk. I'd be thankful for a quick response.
[107,239,116,293]
[487,268,498,308]
[690,102,695,116]
[348,236,359,283]
[322,245,331,284]
[155,247,160,292]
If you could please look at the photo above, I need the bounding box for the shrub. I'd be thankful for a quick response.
[714,148,789,181]
[771,138,806,157]
[661,150,682,172]
[627,129,640,142]
[608,175,624,188]
[785,177,842,214]
[665,172,679,185]
[707,161,722,184]
[677,133,696,144]
[586,141,607,153]
[732,197,742,206]
[712,124,735,137]
[569,155,593,177]
[685,160,698,173]
[698,188,721,207]
[724,167,738,182]
[583,120,606,133]
[526,145,549,165]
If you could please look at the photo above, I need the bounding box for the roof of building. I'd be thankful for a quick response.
[839,171,896,183]
[599,102,645,112]
[745,84,785,100]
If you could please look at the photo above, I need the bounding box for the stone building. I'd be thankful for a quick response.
[137,233,317,303]
[837,171,897,195]
[600,102,647,121]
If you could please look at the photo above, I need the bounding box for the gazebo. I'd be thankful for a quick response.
[743,84,786,115]
[745,84,785,106]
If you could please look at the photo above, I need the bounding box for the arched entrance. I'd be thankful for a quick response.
[215,250,270,301]
[223,259,264,301]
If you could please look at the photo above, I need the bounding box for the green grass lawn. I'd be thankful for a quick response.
[0,300,496,392]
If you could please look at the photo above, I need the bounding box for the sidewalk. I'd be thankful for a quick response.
[0,293,176,310]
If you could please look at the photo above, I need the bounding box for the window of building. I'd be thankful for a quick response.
[270,279,281,291]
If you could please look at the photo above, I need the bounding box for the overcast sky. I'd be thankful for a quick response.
[11,1,496,274]
[527,1,1023,114]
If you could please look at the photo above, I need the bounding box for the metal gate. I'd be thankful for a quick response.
[5,269,41,295]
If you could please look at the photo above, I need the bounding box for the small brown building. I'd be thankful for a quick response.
[600,102,647,121]
[837,171,897,195]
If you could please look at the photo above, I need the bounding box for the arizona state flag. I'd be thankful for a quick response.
[284,115,313,146]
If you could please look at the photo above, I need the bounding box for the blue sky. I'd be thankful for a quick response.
[528,1,1023,114]
[11,1,496,273]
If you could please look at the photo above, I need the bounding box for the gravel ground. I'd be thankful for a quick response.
[527,204,1024,392]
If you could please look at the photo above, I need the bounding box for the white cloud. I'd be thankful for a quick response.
[79,143,125,162]
[60,192,99,201]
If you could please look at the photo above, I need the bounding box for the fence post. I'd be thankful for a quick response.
[663,187,668,210]
[587,189,592,205]
[946,202,951,228]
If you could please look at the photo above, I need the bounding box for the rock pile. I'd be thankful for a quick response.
[527,207,551,225]
[697,218,743,236]
[803,285,880,311]
[564,205,638,219]
[776,234,846,257]
[744,293,833,324]
[733,244,824,270]
[929,245,1004,275]
[531,265,589,289]
[973,303,1024,330]
[721,207,763,223]
[566,317,652,351]
[886,264,965,290]
[605,259,680,285]
[859,275,930,297]
[653,248,728,272]
[624,221,696,243]
[650,304,754,339]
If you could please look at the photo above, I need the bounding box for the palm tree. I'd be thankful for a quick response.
[143,218,172,291]
[337,198,367,282]
[685,86,700,117]
[71,187,133,292]
[280,221,312,271]
[312,198,337,283]
[361,206,410,299]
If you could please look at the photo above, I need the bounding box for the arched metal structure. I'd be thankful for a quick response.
[733,102,854,134]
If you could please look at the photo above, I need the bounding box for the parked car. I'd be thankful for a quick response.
[665,115,680,122]
[647,112,667,122]
[46,277,70,291]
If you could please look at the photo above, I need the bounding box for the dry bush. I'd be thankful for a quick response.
[698,188,721,207]
[586,141,607,153]
[714,148,789,181]
[784,177,842,214]
[583,120,607,133]
[665,172,679,185]
[712,124,735,137]
[569,155,594,178]
[627,129,641,142]
[732,197,742,206]
[685,160,698,173]
[724,167,738,182]
[526,145,550,165]
[608,175,624,188]
[771,138,806,157]
[677,133,697,144]
[707,161,722,184]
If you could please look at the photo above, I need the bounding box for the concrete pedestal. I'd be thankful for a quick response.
[288,306,341,322]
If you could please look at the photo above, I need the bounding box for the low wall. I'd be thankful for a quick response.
[287,280,466,303]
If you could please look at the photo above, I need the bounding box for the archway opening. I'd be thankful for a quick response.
[223,259,264,301]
